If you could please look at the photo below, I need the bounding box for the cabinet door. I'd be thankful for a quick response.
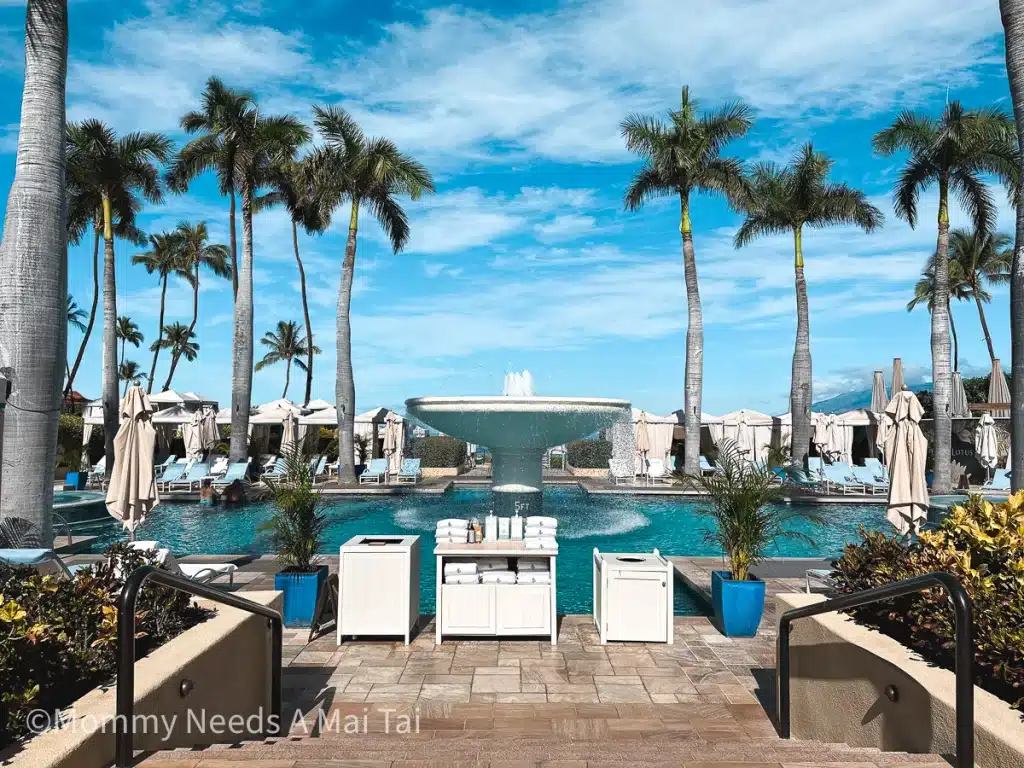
[441,585,496,634]
[606,571,667,642]
[340,552,405,635]
[495,585,551,635]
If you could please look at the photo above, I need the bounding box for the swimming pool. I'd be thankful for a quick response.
[85,487,887,615]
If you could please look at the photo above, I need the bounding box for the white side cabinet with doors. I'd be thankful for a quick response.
[593,548,673,644]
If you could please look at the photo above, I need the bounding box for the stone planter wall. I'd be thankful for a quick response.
[777,593,1024,768]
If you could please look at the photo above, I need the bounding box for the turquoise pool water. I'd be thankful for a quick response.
[85,487,887,615]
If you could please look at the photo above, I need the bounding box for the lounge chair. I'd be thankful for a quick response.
[155,461,187,491]
[807,456,825,481]
[646,458,672,486]
[608,460,633,485]
[87,456,106,488]
[984,469,1011,491]
[0,549,91,578]
[209,456,229,477]
[851,466,888,495]
[863,457,887,481]
[699,456,717,476]
[154,454,178,472]
[212,461,250,490]
[805,568,837,594]
[129,541,237,584]
[168,462,212,492]
[397,458,421,484]
[822,464,866,495]
[309,455,327,479]
[260,458,287,483]
[359,458,388,485]
[260,454,278,472]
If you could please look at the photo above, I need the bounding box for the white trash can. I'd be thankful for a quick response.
[338,535,420,645]
[593,548,673,644]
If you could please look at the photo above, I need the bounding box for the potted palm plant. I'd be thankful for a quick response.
[262,450,329,627]
[685,442,821,637]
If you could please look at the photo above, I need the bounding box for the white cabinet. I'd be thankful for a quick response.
[338,535,420,645]
[495,585,551,635]
[593,548,673,644]
[441,585,496,634]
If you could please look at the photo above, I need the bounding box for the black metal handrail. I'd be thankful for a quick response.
[777,572,973,768]
[115,565,283,767]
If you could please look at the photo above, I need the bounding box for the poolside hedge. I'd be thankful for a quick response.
[567,439,612,468]
[410,436,467,468]
[833,494,1024,712]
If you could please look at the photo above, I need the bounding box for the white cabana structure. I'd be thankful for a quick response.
[631,408,675,469]
[216,399,309,455]
[305,398,332,412]
[718,410,774,464]
[355,408,406,464]
[82,391,220,460]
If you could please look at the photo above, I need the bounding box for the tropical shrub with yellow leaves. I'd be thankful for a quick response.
[0,543,211,747]
[833,493,1024,712]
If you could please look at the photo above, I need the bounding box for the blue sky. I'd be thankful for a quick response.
[0,0,1017,417]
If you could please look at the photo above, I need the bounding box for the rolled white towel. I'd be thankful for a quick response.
[480,570,516,584]
[524,537,557,550]
[526,516,557,528]
[516,571,551,585]
[436,523,469,534]
[476,558,510,572]
[524,526,557,539]
[437,519,469,528]
[516,558,549,572]
[445,573,480,585]
[443,561,477,576]
[435,535,470,545]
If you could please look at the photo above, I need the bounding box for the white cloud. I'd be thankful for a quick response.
[534,214,597,243]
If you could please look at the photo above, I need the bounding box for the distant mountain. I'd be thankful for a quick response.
[813,381,934,414]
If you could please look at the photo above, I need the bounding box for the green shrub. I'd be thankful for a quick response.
[548,454,564,469]
[833,493,1024,711]
[410,436,466,468]
[0,543,211,747]
[567,439,612,468]
[261,451,327,573]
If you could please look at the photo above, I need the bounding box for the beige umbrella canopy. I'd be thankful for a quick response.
[734,412,754,462]
[870,371,889,414]
[183,410,203,460]
[988,359,1011,419]
[950,372,970,419]
[384,412,401,475]
[890,358,905,395]
[974,413,999,480]
[280,410,298,456]
[201,407,220,450]
[635,411,651,474]
[884,389,929,536]
[106,385,160,535]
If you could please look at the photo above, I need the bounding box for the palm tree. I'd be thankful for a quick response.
[66,120,172,475]
[257,159,324,405]
[735,144,883,467]
[167,77,256,299]
[873,102,1018,493]
[116,315,143,366]
[175,220,231,341]
[948,227,1012,363]
[999,0,1024,492]
[0,0,68,534]
[132,232,187,393]
[907,258,973,371]
[118,360,148,395]
[151,322,199,392]
[306,105,434,482]
[255,320,321,399]
[67,295,87,332]
[621,87,753,476]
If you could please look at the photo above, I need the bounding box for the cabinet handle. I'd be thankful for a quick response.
[661,581,666,587]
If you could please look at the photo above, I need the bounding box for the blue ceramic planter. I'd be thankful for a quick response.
[711,570,766,637]
[64,471,87,490]
[274,566,328,627]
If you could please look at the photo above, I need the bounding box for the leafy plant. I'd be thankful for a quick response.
[566,439,613,469]
[833,493,1024,711]
[261,450,327,573]
[683,441,822,580]
[410,436,467,468]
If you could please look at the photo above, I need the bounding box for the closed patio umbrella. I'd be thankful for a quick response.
[183,410,203,460]
[812,415,831,457]
[950,371,970,419]
[280,410,298,456]
[201,407,220,450]
[105,385,159,535]
[988,359,1010,419]
[891,358,905,396]
[974,413,998,482]
[734,412,754,462]
[884,389,929,536]
[384,412,401,475]
[635,411,651,475]
[870,370,889,414]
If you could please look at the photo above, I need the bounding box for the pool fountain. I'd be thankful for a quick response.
[405,371,631,514]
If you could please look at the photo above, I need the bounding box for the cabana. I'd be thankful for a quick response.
[81,393,220,460]
[670,410,725,461]
[217,399,309,456]
[148,389,217,412]
[631,408,676,468]
[296,406,407,467]
[718,409,775,464]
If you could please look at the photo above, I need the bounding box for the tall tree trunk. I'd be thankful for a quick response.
[931,182,953,494]
[228,184,254,463]
[65,226,99,397]
[123,376,129,397]
[335,201,359,483]
[186,260,199,338]
[1001,0,1024,493]
[293,221,314,406]
[790,227,812,467]
[949,306,959,373]
[680,195,702,476]
[973,293,997,363]
[100,194,118,479]
[282,358,291,399]
[146,275,167,393]
[0,0,68,536]
[119,337,125,368]
[229,189,238,300]
[162,352,180,393]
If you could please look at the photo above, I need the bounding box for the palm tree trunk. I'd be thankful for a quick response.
[790,227,812,467]
[100,194,118,479]
[229,189,238,300]
[228,183,254,463]
[335,201,359,483]
[930,182,953,494]
[680,195,703,476]
[119,337,125,368]
[147,275,167,393]
[65,226,99,397]
[0,0,68,535]
[1001,0,1024,493]
[293,221,314,406]
[973,293,997,363]
[123,377,129,397]
[283,358,291,399]
[949,306,959,372]
[186,260,199,339]
[162,352,180,393]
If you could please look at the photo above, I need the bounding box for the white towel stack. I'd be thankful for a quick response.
[516,570,551,585]
[523,515,557,550]
[436,518,470,544]
[476,557,510,572]
[444,561,477,576]
[517,558,549,572]
[444,572,479,585]
[480,570,516,584]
